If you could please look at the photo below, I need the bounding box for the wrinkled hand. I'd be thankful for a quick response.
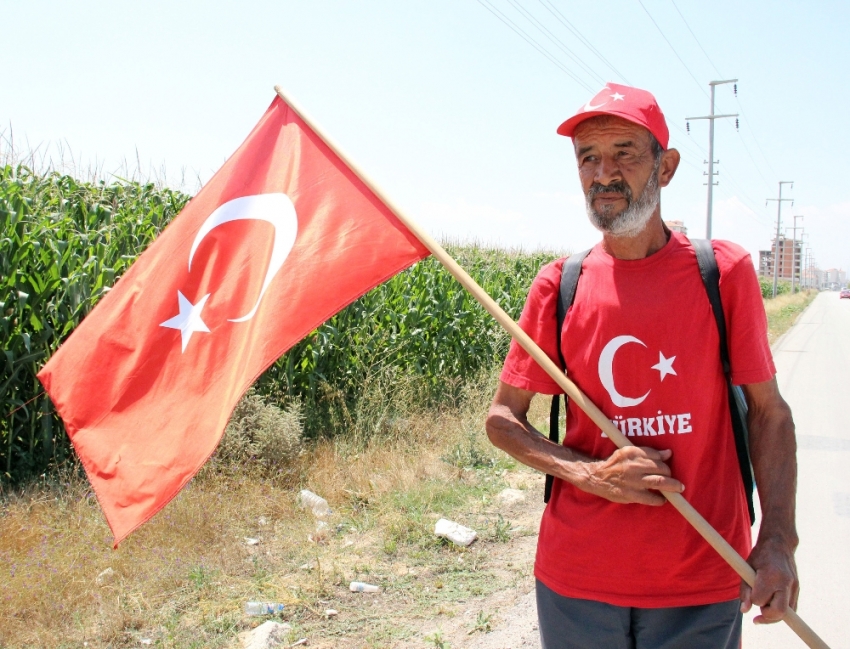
[740,538,799,624]
[582,446,685,506]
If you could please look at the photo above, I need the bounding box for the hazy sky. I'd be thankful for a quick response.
[3,1,848,271]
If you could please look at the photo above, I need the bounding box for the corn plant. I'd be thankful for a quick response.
[2,164,561,480]
[1,165,188,481]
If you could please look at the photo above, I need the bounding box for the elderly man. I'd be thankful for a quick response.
[486,84,798,648]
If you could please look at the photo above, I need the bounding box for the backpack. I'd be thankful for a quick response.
[544,239,756,525]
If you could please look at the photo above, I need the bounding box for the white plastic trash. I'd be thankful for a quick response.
[434,518,477,547]
[244,601,286,615]
[298,489,331,518]
[349,581,380,593]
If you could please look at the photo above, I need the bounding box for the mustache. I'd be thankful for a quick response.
[587,181,632,201]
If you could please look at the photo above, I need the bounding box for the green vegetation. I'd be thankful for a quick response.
[763,289,818,345]
[758,275,794,298]
[1,163,560,482]
[1,165,189,481]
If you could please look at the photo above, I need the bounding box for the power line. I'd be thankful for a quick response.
[504,0,607,87]
[665,2,780,190]
[669,0,724,78]
[637,0,708,98]
[713,169,775,226]
[536,0,632,84]
[735,129,774,192]
[476,0,596,92]
[713,183,774,229]
[734,95,780,180]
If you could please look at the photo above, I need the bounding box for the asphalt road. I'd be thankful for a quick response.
[743,291,850,649]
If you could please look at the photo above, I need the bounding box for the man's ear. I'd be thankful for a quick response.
[658,149,680,188]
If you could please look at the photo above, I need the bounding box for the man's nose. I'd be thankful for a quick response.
[594,155,623,187]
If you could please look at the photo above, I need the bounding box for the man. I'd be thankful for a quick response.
[485,83,798,648]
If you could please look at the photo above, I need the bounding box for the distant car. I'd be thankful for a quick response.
[841,289,850,299]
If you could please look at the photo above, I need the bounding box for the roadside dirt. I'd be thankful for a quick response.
[402,470,545,649]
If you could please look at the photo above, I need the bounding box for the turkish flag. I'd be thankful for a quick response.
[37,95,430,545]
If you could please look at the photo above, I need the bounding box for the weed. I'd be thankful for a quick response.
[491,515,512,543]
[442,438,496,470]
[188,564,213,589]
[468,610,494,635]
[425,629,450,648]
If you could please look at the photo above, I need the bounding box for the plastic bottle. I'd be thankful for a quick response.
[244,601,286,615]
[349,581,380,593]
[298,489,331,518]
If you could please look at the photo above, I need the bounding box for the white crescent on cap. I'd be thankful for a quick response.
[583,87,611,112]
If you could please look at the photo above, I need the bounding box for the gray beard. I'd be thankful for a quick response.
[585,163,661,237]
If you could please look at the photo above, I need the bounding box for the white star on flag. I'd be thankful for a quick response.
[651,352,677,381]
[160,291,212,352]
[611,92,625,101]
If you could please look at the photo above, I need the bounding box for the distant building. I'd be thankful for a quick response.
[758,236,802,282]
[823,268,847,290]
[801,266,823,290]
[665,220,687,235]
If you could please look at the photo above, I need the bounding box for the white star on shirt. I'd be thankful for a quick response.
[651,352,677,381]
[160,290,211,353]
[610,92,625,101]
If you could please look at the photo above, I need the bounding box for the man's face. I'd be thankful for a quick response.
[573,117,662,237]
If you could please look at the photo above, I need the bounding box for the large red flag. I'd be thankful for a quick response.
[37,95,430,545]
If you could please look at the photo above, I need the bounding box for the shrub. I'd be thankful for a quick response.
[213,390,304,474]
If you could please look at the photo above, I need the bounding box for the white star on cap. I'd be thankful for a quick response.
[611,92,625,101]
[651,352,677,381]
[160,290,211,353]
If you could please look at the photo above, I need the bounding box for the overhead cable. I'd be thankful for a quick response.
[536,0,632,84]
[476,0,596,92]
[669,0,724,78]
[637,0,709,98]
[505,0,607,86]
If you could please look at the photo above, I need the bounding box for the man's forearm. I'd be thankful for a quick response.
[485,403,596,485]
[486,394,684,506]
[747,390,798,547]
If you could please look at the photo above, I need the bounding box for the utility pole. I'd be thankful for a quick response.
[788,216,803,293]
[766,181,794,298]
[686,79,739,239]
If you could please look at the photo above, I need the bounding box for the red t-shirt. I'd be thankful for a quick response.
[500,231,775,608]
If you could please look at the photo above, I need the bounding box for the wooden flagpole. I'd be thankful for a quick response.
[274,86,830,649]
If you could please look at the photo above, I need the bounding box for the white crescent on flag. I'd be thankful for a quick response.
[188,193,299,323]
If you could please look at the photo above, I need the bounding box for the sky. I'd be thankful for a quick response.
[3,0,848,272]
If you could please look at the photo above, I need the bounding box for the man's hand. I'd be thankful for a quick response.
[740,537,799,624]
[581,446,685,506]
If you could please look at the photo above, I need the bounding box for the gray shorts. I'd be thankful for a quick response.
[536,580,742,649]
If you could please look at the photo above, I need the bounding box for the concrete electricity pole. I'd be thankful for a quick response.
[766,181,794,298]
[789,215,804,293]
[686,79,739,239]
[805,247,814,289]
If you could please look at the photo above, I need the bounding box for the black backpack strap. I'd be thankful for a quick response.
[692,238,756,525]
[545,249,591,503]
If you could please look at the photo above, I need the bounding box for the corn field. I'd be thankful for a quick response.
[1,164,559,482]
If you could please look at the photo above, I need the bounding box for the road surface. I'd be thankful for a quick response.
[743,291,850,649]
[462,291,850,649]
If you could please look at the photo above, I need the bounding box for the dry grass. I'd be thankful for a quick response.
[0,372,534,649]
[763,290,818,345]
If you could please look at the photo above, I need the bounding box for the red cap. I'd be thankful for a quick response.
[557,83,669,150]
